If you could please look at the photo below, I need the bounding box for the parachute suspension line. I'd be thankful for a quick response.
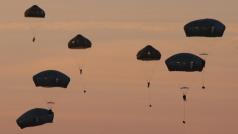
[68,46,90,95]
[146,61,158,108]
[80,70,87,95]
[200,53,208,89]
[203,56,207,89]
[78,48,91,75]
[81,51,88,94]
[180,86,189,124]
[70,50,86,94]
[140,61,158,88]
[28,19,38,44]
[46,101,55,110]
[183,99,186,124]
[68,49,85,75]
[70,51,86,94]
[25,5,46,44]
[147,86,152,108]
[138,62,150,108]
[81,49,91,95]
[31,21,36,42]
[70,50,80,72]
[25,20,34,43]
[78,51,84,75]
[201,70,206,89]
[136,45,161,109]
[26,20,43,47]
[149,61,158,82]
[68,34,92,76]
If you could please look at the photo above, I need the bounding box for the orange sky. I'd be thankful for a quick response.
[0,0,238,134]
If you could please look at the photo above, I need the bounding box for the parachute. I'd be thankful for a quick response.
[137,45,161,61]
[184,18,225,37]
[68,34,92,49]
[47,101,55,109]
[136,45,161,108]
[165,53,205,72]
[68,34,92,94]
[24,5,46,43]
[33,70,70,88]
[16,108,54,129]
[166,53,205,124]
[24,5,45,18]
[180,86,189,90]
[199,53,208,56]
[68,34,92,73]
[180,86,189,101]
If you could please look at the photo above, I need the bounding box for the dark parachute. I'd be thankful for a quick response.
[136,45,161,108]
[137,45,161,61]
[24,5,45,18]
[68,34,92,49]
[16,108,54,129]
[33,70,70,88]
[184,18,225,37]
[165,53,205,72]
[68,34,92,92]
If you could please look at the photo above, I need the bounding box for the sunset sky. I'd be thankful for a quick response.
[0,0,238,134]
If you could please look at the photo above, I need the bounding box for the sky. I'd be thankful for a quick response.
[0,0,238,134]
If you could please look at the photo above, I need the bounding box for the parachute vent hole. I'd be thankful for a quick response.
[194,26,199,30]
[34,117,39,123]
[190,61,194,68]
[147,51,151,55]
[56,78,59,83]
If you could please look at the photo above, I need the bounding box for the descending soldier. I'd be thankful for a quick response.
[147,81,150,88]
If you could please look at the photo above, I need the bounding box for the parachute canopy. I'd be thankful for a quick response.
[137,45,161,61]
[68,34,92,49]
[184,18,225,37]
[16,108,54,129]
[24,5,45,18]
[33,70,70,88]
[165,53,205,72]
[47,101,55,105]
[180,86,189,90]
[199,53,208,56]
